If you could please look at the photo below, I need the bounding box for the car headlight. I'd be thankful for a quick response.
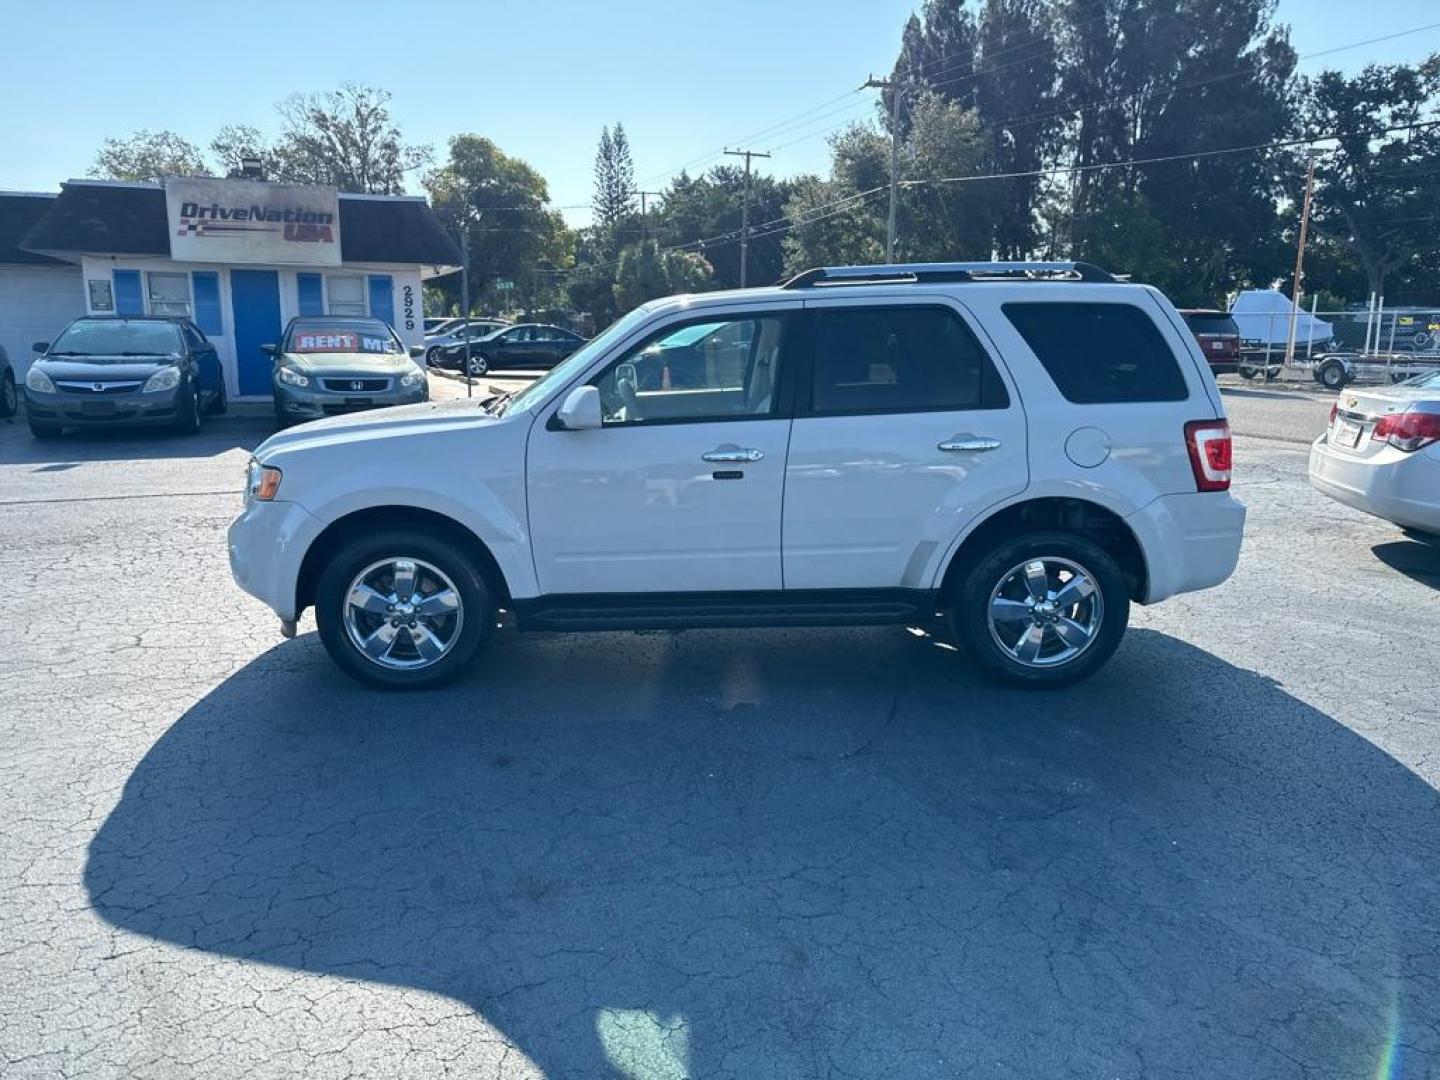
[142,366,181,393]
[277,366,310,388]
[25,367,55,393]
[246,458,283,502]
[399,369,426,388]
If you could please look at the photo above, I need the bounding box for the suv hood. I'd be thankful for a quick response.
[256,398,505,459]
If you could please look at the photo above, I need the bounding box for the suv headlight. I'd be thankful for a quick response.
[277,366,310,388]
[399,368,426,388]
[142,366,181,392]
[25,367,55,393]
[246,458,283,502]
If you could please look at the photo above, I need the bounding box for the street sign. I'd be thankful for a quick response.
[496,280,514,291]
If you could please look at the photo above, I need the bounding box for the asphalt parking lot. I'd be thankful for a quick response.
[1,390,1438,1079]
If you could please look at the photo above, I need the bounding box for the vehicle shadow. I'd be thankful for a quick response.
[84,627,1440,1078]
[0,412,272,465]
[1373,539,1440,591]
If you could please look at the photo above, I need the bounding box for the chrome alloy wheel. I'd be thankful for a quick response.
[342,557,464,670]
[986,557,1104,668]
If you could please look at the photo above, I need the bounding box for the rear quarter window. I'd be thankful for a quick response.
[1003,301,1189,404]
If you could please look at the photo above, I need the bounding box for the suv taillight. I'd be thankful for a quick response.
[1372,409,1440,452]
[1185,420,1232,492]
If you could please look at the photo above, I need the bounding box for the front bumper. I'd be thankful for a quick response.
[24,385,184,427]
[1125,491,1247,604]
[228,498,326,621]
[273,379,427,421]
[1308,434,1440,533]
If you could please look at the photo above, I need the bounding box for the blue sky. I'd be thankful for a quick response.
[2,0,1437,225]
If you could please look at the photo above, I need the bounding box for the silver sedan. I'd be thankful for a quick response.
[1309,369,1440,535]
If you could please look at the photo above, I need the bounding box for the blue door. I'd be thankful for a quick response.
[230,269,282,396]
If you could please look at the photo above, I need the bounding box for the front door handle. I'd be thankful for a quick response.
[938,436,1002,453]
[702,447,764,463]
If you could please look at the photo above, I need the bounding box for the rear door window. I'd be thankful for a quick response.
[809,305,1009,415]
[1003,302,1189,404]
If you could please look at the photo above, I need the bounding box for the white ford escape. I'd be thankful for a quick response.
[228,262,1245,689]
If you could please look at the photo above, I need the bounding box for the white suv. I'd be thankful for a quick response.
[228,262,1244,689]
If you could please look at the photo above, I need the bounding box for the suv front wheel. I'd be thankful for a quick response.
[949,531,1130,688]
[315,529,493,689]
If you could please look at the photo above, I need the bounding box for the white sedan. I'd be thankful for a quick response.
[1309,370,1440,535]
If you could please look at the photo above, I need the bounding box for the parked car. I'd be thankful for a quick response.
[422,320,511,368]
[0,345,15,419]
[229,260,1244,691]
[443,324,590,377]
[22,316,225,439]
[1309,368,1440,536]
[267,316,428,429]
[423,317,461,336]
[1179,309,1242,375]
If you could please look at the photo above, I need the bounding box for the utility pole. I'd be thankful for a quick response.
[724,148,771,287]
[1284,151,1319,369]
[863,75,903,262]
[628,189,662,242]
[460,225,472,399]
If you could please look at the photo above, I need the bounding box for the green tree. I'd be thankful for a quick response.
[1300,55,1440,299]
[89,129,208,182]
[614,239,713,312]
[425,135,569,314]
[270,83,431,194]
[899,91,995,261]
[781,174,885,274]
[657,166,794,289]
[592,124,637,239]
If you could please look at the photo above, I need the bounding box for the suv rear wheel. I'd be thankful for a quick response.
[948,530,1130,687]
[315,529,493,689]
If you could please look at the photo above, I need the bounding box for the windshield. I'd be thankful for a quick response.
[49,319,182,359]
[1185,314,1239,335]
[284,320,401,355]
[503,307,653,416]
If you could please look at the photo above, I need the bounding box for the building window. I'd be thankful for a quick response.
[146,272,192,317]
[327,275,367,316]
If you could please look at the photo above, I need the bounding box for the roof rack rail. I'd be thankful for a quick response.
[781,261,1119,288]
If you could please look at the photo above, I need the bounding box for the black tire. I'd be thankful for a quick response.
[174,382,202,434]
[314,528,493,690]
[425,346,442,367]
[28,419,63,439]
[1318,361,1348,390]
[1238,363,1260,380]
[207,380,228,415]
[947,530,1130,688]
[466,353,490,377]
[273,407,291,430]
[0,371,16,419]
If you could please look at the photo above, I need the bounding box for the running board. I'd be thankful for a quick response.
[513,589,938,632]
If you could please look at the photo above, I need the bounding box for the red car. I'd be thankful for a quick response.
[1180,309,1242,375]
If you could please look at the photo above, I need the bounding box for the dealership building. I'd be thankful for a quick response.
[0,177,460,398]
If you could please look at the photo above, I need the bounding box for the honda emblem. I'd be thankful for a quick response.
[350,380,364,392]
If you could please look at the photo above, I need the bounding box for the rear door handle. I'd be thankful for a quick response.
[702,448,764,463]
[938,437,1002,453]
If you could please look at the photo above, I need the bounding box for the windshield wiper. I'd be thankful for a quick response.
[47,351,87,356]
[484,390,514,416]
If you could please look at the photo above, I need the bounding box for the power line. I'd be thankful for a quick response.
[723,148,772,286]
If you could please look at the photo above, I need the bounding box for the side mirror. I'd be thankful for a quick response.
[409,345,426,359]
[554,385,602,431]
[32,341,49,354]
[260,343,278,357]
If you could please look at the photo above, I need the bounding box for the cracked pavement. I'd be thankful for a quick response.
[1,397,1437,1079]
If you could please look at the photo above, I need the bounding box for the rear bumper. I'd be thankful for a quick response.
[1126,491,1246,604]
[228,499,325,621]
[1308,435,1440,533]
